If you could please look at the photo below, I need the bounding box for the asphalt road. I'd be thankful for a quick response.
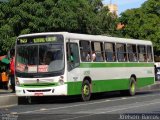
[1,90,160,120]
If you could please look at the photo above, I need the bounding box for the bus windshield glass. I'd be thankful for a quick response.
[16,35,64,74]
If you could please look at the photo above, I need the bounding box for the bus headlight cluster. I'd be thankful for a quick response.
[58,76,64,85]
[16,77,20,86]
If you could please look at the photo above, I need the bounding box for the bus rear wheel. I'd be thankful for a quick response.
[120,77,136,96]
[81,80,91,101]
[128,77,136,96]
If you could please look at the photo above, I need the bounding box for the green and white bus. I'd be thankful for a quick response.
[15,32,155,101]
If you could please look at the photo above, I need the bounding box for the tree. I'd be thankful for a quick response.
[0,0,117,55]
[118,0,160,53]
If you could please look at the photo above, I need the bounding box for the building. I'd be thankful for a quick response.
[104,0,118,16]
[117,23,125,30]
[107,4,118,15]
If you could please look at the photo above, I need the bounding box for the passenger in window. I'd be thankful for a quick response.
[70,52,74,62]
[43,51,53,65]
[105,53,110,61]
[112,54,116,61]
[144,54,147,62]
[91,51,96,62]
[123,55,127,61]
[133,54,137,61]
[67,52,75,70]
[86,52,91,61]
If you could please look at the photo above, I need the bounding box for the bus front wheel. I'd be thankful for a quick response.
[26,96,33,104]
[81,80,91,101]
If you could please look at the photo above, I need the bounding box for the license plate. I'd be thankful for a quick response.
[34,93,43,96]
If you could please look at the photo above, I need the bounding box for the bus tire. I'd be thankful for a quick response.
[18,97,26,105]
[81,80,91,101]
[128,77,136,96]
[26,96,33,104]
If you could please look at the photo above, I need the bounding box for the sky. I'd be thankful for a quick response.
[103,0,147,15]
[0,0,147,15]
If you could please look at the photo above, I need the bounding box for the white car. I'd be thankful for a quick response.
[156,67,160,81]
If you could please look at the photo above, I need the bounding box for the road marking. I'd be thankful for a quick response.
[104,101,160,113]
[17,93,160,114]
[61,100,160,120]
[40,108,47,111]
[61,114,94,120]
[121,97,127,99]
[10,112,18,115]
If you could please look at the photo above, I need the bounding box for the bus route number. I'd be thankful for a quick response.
[19,39,27,44]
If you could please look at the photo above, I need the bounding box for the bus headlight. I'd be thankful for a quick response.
[16,77,20,86]
[58,76,64,85]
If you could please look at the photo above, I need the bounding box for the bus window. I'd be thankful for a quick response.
[138,45,146,62]
[16,45,38,73]
[147,46,153,62]
[67,43,80,70]
[127,44,137,62]
[105,42,116,62]
[38,44,64,72]
[39,45,48,65]
[116,43,127,62]
[79,41,91,62]
[91,42,104,62]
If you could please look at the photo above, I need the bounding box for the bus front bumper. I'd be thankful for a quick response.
[15,84,67,96]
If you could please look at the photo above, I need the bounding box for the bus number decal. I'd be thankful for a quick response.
[73,77,78,81]
[84,71,90,76]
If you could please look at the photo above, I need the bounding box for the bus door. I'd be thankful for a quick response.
[66,40,81,94]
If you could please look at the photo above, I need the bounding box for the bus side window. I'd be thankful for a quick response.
[116,43,127,62]
[138,45,146,62]
[79,40,91,62]
[147,46,153,62]
[127,44,137,62]
[105,42,116,62]
[91,42,104,62]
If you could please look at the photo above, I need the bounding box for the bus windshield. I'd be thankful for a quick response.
[16,37,64,75]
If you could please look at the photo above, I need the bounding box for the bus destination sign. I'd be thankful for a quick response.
[17,35,63,44]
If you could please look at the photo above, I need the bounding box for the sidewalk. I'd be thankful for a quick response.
[0,89,17,108]
[0,89,12,94]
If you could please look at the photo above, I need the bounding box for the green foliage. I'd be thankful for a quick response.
[0,0,117,55]
[118,0,160,53]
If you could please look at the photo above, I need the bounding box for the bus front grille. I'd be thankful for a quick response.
[27,89,51,92]
[22,83,56,87]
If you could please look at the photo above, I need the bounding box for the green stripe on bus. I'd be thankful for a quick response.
[79,62,154,68]
[67,77,154,95]
[19,83,58,88]
[18,77,154,93]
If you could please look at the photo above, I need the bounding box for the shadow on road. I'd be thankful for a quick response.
[18,90,155,105]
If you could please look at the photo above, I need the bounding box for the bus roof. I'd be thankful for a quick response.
[18,32,152,45]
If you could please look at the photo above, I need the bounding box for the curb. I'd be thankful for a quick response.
[0,94,17,108]
[137,81,160,92]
